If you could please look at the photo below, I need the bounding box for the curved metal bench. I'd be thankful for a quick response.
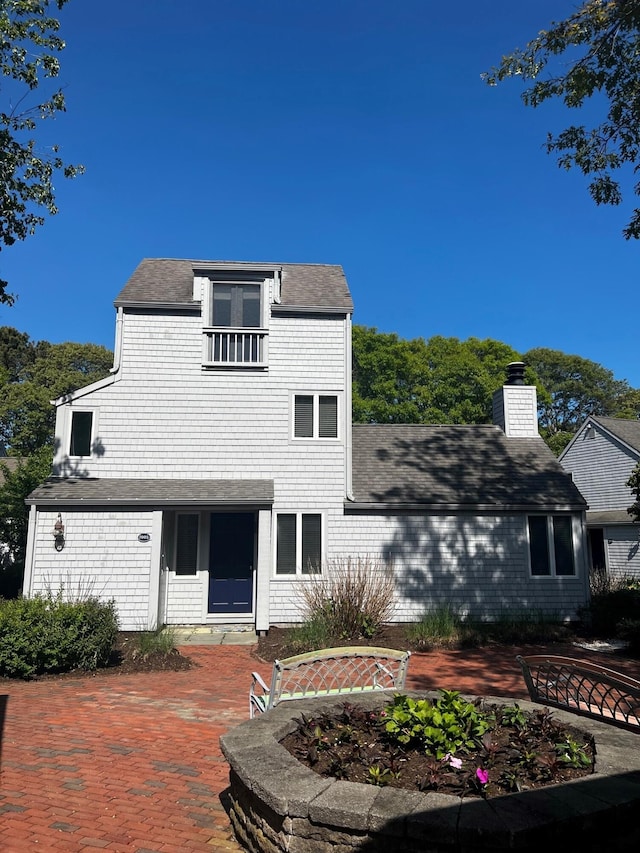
[249,646,410,718]
[517,654,640,731]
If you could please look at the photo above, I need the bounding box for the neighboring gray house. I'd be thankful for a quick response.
[23,259,589,631]
[560,416,640,580]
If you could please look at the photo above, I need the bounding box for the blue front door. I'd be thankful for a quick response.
[208,513,255,614]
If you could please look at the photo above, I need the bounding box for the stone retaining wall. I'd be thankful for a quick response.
[220,692,640,853]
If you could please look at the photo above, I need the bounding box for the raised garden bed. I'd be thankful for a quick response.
[221,692,640,853]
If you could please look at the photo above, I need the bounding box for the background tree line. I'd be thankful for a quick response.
[0,323,637,596]
[352,326,639,454]
[0,327,112,594]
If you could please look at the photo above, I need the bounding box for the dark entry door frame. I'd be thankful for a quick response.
[208,512,256,614]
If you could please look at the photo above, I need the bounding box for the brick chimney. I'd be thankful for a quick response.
[492,362,539,438]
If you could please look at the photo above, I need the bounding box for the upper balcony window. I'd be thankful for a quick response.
[212,283,261,328]
[202,276,270,368]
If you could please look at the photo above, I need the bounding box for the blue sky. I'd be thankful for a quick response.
[2,0,638,387]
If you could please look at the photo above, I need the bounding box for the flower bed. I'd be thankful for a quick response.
[280,691,595,798]
[221,691,640,853]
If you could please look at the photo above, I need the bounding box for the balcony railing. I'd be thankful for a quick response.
[203,327,268,367]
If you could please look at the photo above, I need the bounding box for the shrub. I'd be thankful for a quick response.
[617,618,640,655]
[0,593,118,677]
[285,616,333,656]
[587,586,640,637]
[295,556,395,643]
[129,626,177,659]
[407,606,461,647]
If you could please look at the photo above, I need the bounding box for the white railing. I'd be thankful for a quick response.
[203,328,268,367]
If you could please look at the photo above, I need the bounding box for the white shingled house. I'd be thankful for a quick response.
[559,416,640,580]
[23,260,589,631]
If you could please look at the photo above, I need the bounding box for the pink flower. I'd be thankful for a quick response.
[476,768,489,785]
[443,753,462,770]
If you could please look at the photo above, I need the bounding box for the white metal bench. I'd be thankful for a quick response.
[517,654,640,731]
[249,646,411,718]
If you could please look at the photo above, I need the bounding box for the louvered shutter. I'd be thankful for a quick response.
[276,514,297,574]
[294,396,314,437]
[176,514,199,575]
[302,514,321,574]
[318,396,337,438]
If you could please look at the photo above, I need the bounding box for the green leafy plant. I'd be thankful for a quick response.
[383,691,492,759]
[499,703,527,729]
[367,763,398,787]
[0,592,118,677]
[555,735,592,769]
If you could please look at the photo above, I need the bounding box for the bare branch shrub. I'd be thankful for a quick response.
[296,556,396,640]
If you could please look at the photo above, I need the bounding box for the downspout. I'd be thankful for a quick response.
[22,505,38,596]
[109,306,124,378]
[345,313,354,501]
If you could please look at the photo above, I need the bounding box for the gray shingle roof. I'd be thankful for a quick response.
[114,259,353,311]
[26,478,274,506]
[592,417,640,455]
[351,424,586,509]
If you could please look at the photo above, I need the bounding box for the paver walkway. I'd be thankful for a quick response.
[0,643,637,852]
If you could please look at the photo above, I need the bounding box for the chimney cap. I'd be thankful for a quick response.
[506,362,526,386]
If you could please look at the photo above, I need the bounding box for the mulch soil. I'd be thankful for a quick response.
[280,698,596,798]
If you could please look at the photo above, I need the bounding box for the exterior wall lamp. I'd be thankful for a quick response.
[53,513,65,551]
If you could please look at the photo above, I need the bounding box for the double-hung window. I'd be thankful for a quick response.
[69,411,93,457]
[528,515,576,577]
[201,274,269,367]
[294,394,338,439]
[276,513,322,574]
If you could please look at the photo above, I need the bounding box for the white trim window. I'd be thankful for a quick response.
[201,274,270,367]
[293,394,338,439]
[69,410,95,457]
[527,515,576,577]
[174,512,200,576]
[275,512,322,575]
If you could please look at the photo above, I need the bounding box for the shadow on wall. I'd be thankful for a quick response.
[357,430,582,619]
[50,436,105,478]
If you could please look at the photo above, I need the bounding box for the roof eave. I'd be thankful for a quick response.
[271,304,352,315]
[27,496,273,507]
[113,300,199,311]
[344,501,587,513]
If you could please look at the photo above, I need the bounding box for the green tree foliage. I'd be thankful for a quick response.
[1,0,83,302]
[483,0,640,238]
[0,446,51,595]
[627,461,640,522]
[523,347,631,441]
[352,326,525,425]
[0,328,113,454]
[614,387,640,419]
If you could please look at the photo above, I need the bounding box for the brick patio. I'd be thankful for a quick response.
[0,643,636,852]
